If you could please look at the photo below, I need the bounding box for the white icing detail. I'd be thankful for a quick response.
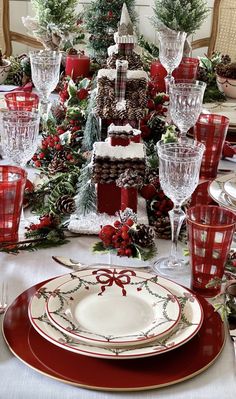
[93,141,145,159]
[108,123,133,133]
[97,69,148,80]
[116,100,126,111]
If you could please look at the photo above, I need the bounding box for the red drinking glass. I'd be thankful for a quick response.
[189,180,217,207]
[4,91,39,111]
[194,114,230,180]
[0,165,27,243]
[187,205,236,297]
[173,57,199,81]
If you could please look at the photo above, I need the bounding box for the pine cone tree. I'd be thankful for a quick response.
[56,195,76,215]
[48,158,68,174]
[131,224,155,247]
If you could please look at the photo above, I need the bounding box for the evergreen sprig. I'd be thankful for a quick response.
[152,0,209,35]
[75,163,97,216]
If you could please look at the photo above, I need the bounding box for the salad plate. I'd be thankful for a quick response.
[28,268,203,359]
[46,268,181,346]
[223,176,236,201]
[3,278,224,391]
[208,173,236,211]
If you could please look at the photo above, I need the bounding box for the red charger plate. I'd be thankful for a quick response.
[2,280,225,392]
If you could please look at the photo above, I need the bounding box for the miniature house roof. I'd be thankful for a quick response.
[114,2,137,44]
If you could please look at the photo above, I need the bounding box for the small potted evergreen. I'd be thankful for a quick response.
[216,58,236,99]
[0,50,11,84]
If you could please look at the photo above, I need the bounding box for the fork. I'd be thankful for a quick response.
[0,282,8,315]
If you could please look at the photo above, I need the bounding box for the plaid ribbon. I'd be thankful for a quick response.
[118,44,134,55]
[115,60,128,103]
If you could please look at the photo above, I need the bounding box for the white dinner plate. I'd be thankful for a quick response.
[223,177,236,201]
[28,268,203,360]
[208,173,236,211]
[45,269,181,347]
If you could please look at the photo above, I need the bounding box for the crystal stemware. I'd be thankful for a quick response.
[29,50,62,121]
[153,139,205,278]
[169,80,207,139]
[1,110,40,168]
[157,30,187,93]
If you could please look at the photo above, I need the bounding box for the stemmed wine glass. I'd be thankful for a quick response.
[157,30,187,93]
[1,111,40,168]
[153,139,205,278]
[169,80,207,139]
[29,50,62,122]
[1,110,40,222]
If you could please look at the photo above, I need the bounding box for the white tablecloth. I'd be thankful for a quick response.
[1,160,236,399]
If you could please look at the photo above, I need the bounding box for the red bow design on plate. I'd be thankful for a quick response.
[92,268,136,296]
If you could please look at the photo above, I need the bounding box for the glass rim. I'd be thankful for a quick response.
[0,165,27,183]
[169,80,207,90]
[186,205,236,228]
[196,113,230,127]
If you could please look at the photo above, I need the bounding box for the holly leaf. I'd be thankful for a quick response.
[132,244,157,262]
[78,78,90,89]
[92,241,110,254]
[68,79,77,97]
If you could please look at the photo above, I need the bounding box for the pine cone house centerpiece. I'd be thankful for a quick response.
[216,60,236,99]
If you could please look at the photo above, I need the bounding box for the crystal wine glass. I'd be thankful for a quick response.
[29,50,62,121]
[1,111,40,168]
[169,80,207,139]
[153,139,205,278]
[157,30,187,93]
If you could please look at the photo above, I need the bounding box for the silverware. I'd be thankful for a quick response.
[227,313,236,363]
[225,283,236,364]
[0,281,8,315]
[51,256,151,272]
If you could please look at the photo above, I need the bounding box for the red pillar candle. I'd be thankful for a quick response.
[65,54,90,80]
[150,60,167,92]
[121,187,138,212]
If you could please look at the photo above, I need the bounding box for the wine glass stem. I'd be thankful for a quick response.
[164,74,174,94]
[169,205,186,260]
[39,99,51,129]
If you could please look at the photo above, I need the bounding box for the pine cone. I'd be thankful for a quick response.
[154,216,172,240]
[221,54,231,65]
[197,66,209,83]
[131,224,155,247]
[48,158,68,175]
[12,70,24,86]
[56,195,76,215]
[51,103,66,124]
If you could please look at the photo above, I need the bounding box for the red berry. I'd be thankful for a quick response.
[55,144,62,151]
[125,248,132,257]
[99,225,116,240]
[34,160,42,168]
[32,154,38,161]
[114,220,121,228]
[121,225,129,233]
[121,231,129,240]
[118,248,125,256]
[38,152,45,159]
[53,136,60,142]
[126,218,134,227]
[66,153,73,160]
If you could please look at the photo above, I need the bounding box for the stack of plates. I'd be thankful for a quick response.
[3,267,225,391]
[28,267,203,359]
[208,173,236,212]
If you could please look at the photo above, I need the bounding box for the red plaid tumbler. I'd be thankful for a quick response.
[187,205,236,297]
[0,165,27,243]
